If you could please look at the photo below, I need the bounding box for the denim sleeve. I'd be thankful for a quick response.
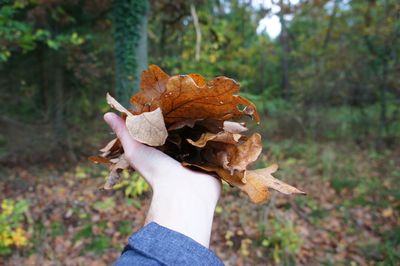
[115,222,224,266]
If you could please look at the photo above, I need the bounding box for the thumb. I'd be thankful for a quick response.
[103,112,176,183]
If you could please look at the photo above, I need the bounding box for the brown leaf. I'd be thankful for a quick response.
[182,162,244,184]
[182,162,305,204]
[130,64,170,110]
[100,138,117,152]
[130,72,260,125]
[104,155,130,190]
[248,164,306,195]
[161,75,260,124]
[187,131,242,148]
[236,95,260,123]
[188,73,206,87]
[181,162,265,202]
[228,133,262,172]
[168,118,201,131]
[88,156,111,164]
[99,138,121,157]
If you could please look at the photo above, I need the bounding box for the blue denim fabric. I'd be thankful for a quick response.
[115,222,224,266]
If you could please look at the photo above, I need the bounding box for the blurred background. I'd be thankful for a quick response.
[0,0,399,265]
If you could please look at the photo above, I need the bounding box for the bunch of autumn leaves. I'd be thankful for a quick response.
[90,65,305,203]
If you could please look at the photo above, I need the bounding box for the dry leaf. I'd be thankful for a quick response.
[88,156,111,164]
[104,155,130,190]
[182,162,305,204]
[107,93,168,146]
[125,108,168,146]
[99,138,121,157]
[227,133,263,173]
[187,131,242,148]
[91,65,305,204]
[223,121,248,133]
[168,118,201,131]
[130,72,260,125]
[161,75,260,124]
[130,65,170,111]
[106,93,131,114]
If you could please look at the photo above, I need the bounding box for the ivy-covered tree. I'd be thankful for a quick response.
[112,0,149,106]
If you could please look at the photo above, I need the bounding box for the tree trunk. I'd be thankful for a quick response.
[279,0,290,99]
[134,9,149,94]
[190,4,202,62]
[113,0,149,106]
[52,53,66,143]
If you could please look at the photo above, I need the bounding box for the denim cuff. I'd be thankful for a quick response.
[123,222,224,266]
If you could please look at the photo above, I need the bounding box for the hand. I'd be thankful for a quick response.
[104,112,221,247]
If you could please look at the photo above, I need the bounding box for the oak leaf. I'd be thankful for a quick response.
[130,69,260,125]
[182,162,305,204]
[130,64,170,111]
[227,133,263,173]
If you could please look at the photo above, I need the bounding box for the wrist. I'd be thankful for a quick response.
[145,186,219,247]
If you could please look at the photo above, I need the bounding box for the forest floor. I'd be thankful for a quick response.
[0,139,399,266]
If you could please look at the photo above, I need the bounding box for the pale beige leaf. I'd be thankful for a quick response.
[126,108,168,146]
[223,121,248,133]
[106,93,130,115]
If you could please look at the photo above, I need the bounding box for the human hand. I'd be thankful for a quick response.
[104,112,221,247]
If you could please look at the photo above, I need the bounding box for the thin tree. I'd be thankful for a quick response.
[112,0,149,106]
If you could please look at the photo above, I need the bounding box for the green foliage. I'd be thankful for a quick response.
[73,224,93,242]
[259,217,302,265]
[84,236,110,254]
[114,171,149,198]
[0,3,87,62]
[93,198,115,212]
[0,199,29,255]
[117,221,132,235]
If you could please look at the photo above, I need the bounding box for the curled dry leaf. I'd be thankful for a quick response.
[223,121,248,134]
[187,132,242,148]
[104,155,130,190]
[125,108,168,146]
[227,133,262,173]
[91,65,305,204]
[201,133,262,174]
[182,162,305,204]
[107,93,168,146]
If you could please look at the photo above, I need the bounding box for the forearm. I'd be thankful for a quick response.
[145,189,219,248]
